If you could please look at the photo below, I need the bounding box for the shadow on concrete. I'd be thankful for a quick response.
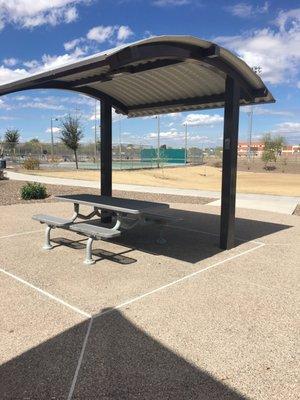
[52,237,137,265]
[110,208,292,263]
[0,309,250,399]
[49,208,292,265]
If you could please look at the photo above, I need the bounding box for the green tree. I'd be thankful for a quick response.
[262,149,276,167]
[28,138,42,155]
[5,129,20,157]
[262,133,285,168]
[60,115,83,169]
[0,135,4,158]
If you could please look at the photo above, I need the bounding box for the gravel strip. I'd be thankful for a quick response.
[0,179,213,206]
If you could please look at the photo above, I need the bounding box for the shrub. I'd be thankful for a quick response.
[213,160,222,168]
[23,157,40,170]
[20,182,47,200]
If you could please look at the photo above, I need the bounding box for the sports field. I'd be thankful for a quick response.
[20,165,300,197]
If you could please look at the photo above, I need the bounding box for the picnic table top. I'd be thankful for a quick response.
[55,194,169,215]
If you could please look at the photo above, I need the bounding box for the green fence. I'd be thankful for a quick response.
[141,148,185,164]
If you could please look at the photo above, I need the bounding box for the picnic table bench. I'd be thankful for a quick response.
[33,194,173,265]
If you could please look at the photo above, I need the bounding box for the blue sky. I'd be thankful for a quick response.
[0,0,299,146]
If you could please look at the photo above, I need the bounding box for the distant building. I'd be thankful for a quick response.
[238,142,300,157]
[238,142,264,157]
[282,145,300,155]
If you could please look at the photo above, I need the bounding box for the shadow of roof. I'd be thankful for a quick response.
[0,309,249,399]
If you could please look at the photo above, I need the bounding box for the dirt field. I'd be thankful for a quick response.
[19,165,300,196]
[237,157,300,174]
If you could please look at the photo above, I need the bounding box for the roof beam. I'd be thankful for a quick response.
[107,43,220,71]
[126,87,269,115]
[127,93,226,113]
[67,59,184,88]
[1,81,128,114]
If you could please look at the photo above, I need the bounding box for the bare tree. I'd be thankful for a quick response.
[60,115,83,169]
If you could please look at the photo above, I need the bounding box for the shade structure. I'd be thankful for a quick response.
[0,35,273,117]
[0,35,274,250]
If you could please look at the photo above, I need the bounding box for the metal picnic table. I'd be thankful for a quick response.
[33,194,172,264]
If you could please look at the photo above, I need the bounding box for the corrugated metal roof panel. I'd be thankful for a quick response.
[0,35,274,115]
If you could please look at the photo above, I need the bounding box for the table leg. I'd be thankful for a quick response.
[43,226,53,250]
[84,237,95,265]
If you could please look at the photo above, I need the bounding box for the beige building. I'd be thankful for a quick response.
[238,142,265,156]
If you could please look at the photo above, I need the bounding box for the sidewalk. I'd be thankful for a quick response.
[6,170,299,215]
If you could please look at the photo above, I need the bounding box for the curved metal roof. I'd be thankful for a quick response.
[0,35,274,117]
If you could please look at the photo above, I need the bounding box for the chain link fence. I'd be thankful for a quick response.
[7,142,204,170]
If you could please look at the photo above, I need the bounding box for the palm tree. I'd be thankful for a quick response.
[60,115,83,169]
[5,129,20,158]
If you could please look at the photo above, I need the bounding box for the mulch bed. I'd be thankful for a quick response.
[0,179,213,206]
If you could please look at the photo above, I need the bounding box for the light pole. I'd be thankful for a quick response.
[118,115,122,170]
[184,123,188,165]
[156,115,160,167]
[94,100,98,162]
[50,117,58,161]
[248,65,262,162]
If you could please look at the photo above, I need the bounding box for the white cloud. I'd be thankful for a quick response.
[241,106,294,116]
[21,101,65,110]
[3,58,18,66]
[297,81,300,89]
[89,108,127,123]
[275,8,300,32]
[0,116,15,120]
[87,25,115,43]
[0,65,29,85]
[0,0,85,29]
[64,24,134,58]
[152,0,190,6]
[117,25,133,42]
[39,47,86,71]
[183,113,223,126]
[273,122,300,136]
[64,37,83,51]
[0,45,87,86]
[64,6,78,23]
[148,130,182,139]
[226,2,269,18]
[46,126,61,134]
[215,8,300,85]
[23,60,40,69]
[165,112,181,118]
[0,98,12,110]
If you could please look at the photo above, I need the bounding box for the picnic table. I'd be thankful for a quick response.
[33,194,173,265]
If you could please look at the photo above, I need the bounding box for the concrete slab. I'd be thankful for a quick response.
[73,270,298,399]
[0,202,299,399]
[208,196,298,215]
[0,273,88,399]
[0,221,258,315]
